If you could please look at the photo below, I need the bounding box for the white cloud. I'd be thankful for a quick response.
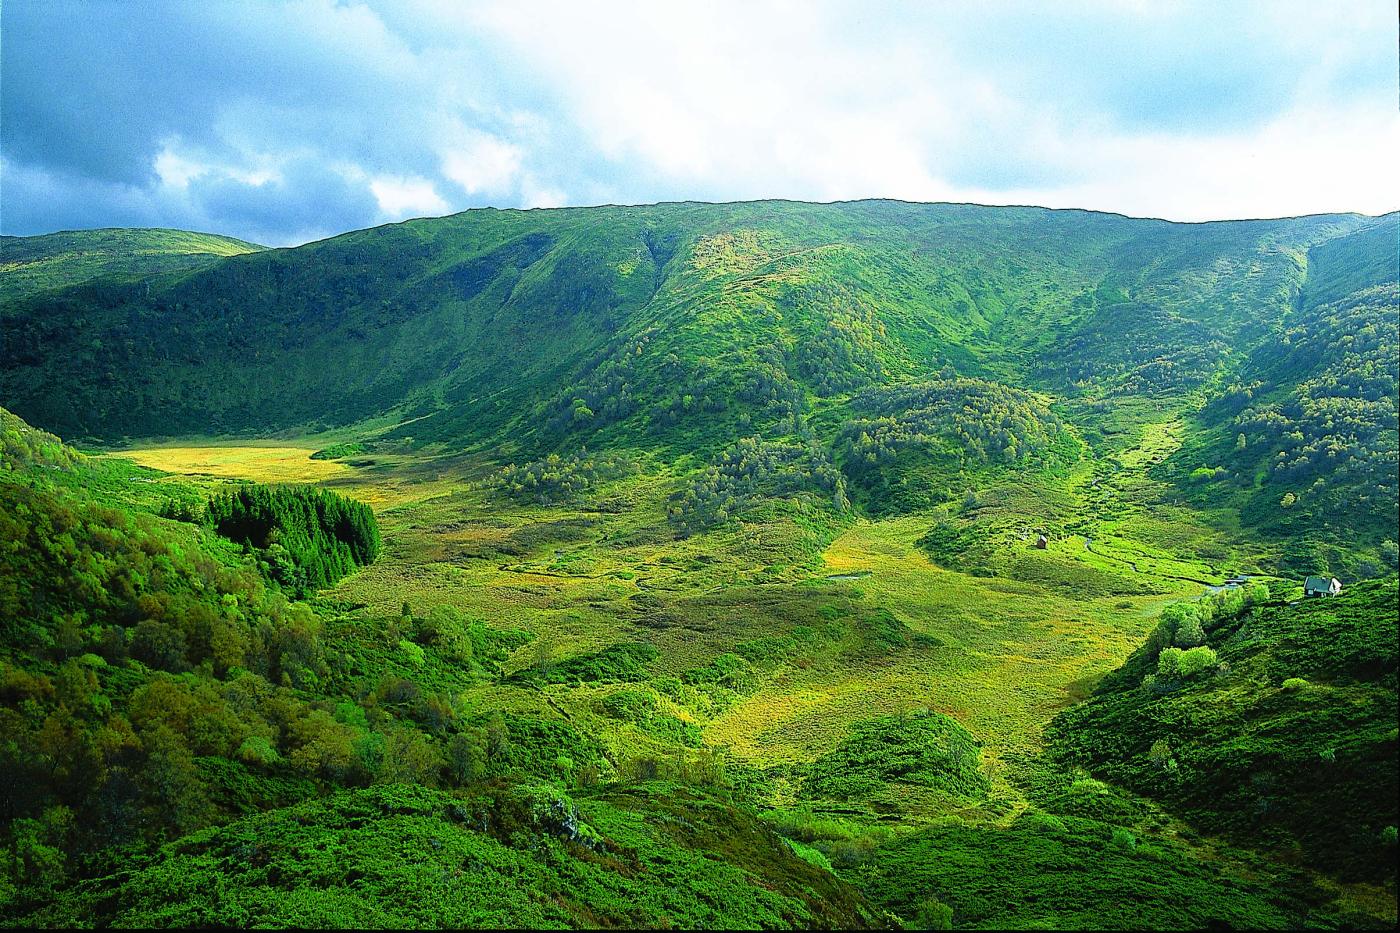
[520,174,567,209]
[369,175,450,220]
[2,0,1394,244]
[969,101,1400,220]
[440,129,523,196]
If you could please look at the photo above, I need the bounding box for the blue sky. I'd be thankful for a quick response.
[2,0,1396,246]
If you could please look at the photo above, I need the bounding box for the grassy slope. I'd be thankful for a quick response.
[1048,580,1399,882]
[1161,216,1399,569]
[0,202,1370,445]
[21,783,885,929]
[0,228,263,305]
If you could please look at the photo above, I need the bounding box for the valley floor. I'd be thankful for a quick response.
[102,416,1266,821]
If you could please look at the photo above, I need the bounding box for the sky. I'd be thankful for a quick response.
[2,0,1396,246]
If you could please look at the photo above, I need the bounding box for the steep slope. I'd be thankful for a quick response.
[1047,579,1399,882]
[0,202,1378,450]
[1,405,83,472]
[1164,215,1398,566]
[0,227,263,305]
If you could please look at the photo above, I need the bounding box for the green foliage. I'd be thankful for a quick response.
[206,483,381,593]
[0,407,83,473]
[854,813,1302,930]
[598,689,702,747]
[915,521,997,576]
[308,442,368,460]
[839,377,1080,515]
[669,436,841,531]
[1176,282,1399,562]
[1155,645,1218,680]
[1096,584,1269,693]
[13,784,885,929]
[508,642,657,687]
[802,710,989,801]
[1049,578,1399,881]
[496,451,636,505]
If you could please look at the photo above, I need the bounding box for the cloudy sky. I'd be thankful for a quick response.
[2,0,1396,246]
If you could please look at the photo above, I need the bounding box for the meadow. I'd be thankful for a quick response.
[102,409,1276,817]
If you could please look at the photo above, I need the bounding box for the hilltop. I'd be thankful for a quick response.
[0,227,263,305]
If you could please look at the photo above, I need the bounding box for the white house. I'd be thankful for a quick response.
[1303,576,1341,598]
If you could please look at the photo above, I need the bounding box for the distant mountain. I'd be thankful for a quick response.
[2,202,1395,550]
[0,227,263,305]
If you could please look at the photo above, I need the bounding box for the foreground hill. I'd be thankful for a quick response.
[1049,579,1399,882]
[0,407,886,928]
[20,783,884,929]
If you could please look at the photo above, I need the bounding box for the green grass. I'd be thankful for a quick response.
[15,783,887,929]
[2,202,1397,929]
[1048,579,1398,882]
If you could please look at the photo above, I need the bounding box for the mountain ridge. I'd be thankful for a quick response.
[3,200,1395,565]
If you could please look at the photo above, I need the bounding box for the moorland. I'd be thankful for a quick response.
[1,200,1396,929]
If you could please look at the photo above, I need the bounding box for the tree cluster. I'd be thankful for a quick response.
[496,451,636,506]
[204,483,381,593]
[668,436,842,531]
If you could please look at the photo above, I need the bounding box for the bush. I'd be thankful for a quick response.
[802,710,989,801]
[508,642,657,686]
[1157,646,1218,679]
[911,895,954,930]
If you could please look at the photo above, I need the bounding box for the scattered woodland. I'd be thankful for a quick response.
[1,201,1396,929]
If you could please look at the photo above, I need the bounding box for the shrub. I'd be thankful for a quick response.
[397,640,426,668]
[911,895,955,930]
[1157,646,1218,679]
[1281,677,1310,691]
[802,710,989,801]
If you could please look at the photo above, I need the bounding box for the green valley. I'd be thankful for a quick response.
[1,200,1396,929]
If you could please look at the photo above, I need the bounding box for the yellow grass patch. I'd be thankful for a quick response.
[110,444,350,484]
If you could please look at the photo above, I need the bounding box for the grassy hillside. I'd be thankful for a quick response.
[6,202,1394,565]
[1166,280,1398,570]
[0,203,1375,446]
[1048,579,1399,882]
[19,783,884,929]
[0,228,263,305]
[2,202,1398,929]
